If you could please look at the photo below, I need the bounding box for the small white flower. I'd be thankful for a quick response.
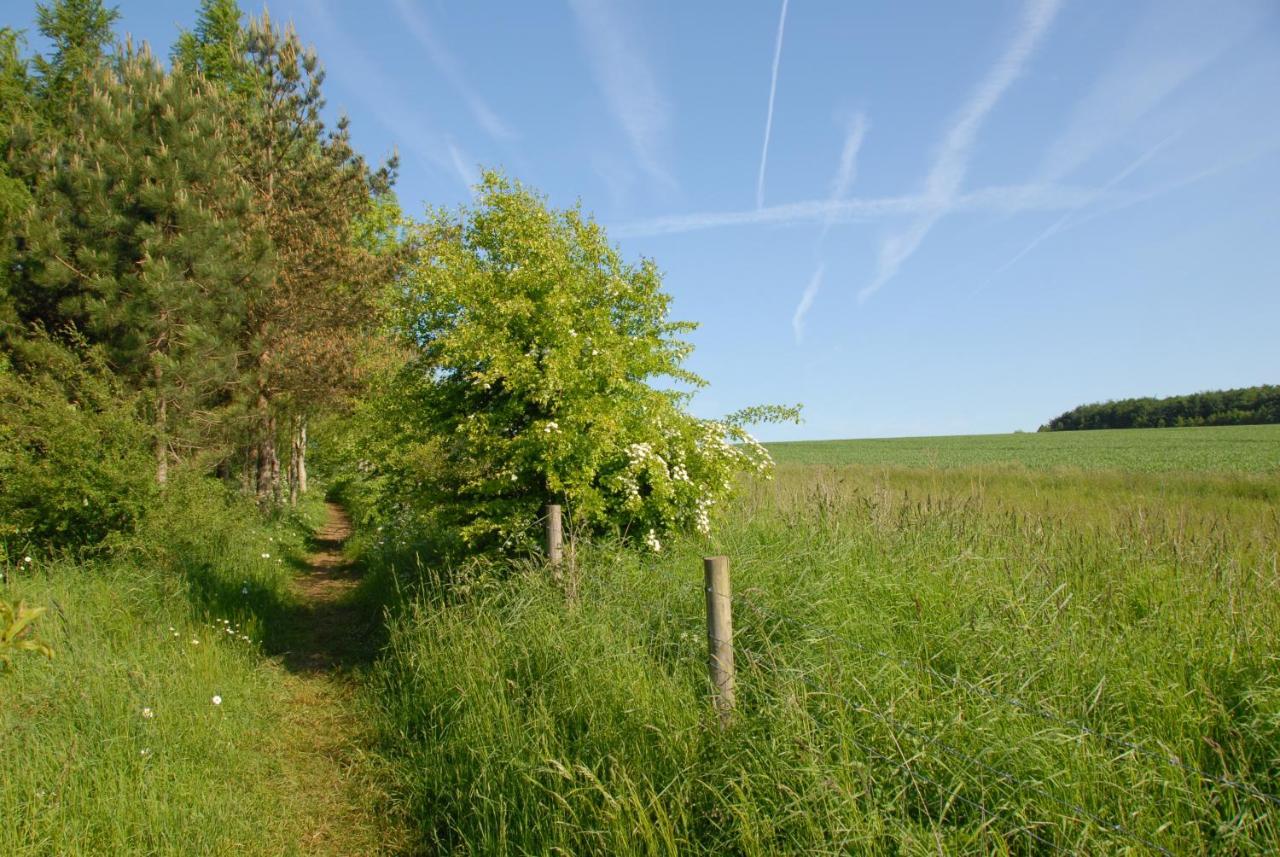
[140,748,151,757]
[241,586,248,595]
[141,707,154,719]
[191,639,200,645]
[211,695,222,706]
[261,552,270,559]
[23,556,32,564]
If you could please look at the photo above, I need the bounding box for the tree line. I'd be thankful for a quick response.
[2,0,795,552]
[1040,385,1280,432]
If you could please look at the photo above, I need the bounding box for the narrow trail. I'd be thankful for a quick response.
[267,501,404,856]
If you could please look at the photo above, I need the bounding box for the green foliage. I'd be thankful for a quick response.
[1042,384,1280,431]
[0,331,155,547]
[0,598,53,667]
[366,172,795,550]
[16,47,268,480]
[31,0,118,118]
[172,0,257,99]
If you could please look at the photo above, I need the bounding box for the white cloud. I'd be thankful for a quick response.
[391,0,514,141]
[792,263,823,344]
[1039,0,1271,183]
[858,0,1062,303]
[568,0,675,189]
[820,113,868,239]
[756,0,790,209]
[447,142,480,192]
[614,182,1119,238]
[302,0,479,194]
[977,130,1182,292]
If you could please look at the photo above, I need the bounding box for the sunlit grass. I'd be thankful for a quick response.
[365,460,1280,854]
[766,423,1280,473]
[0,480,372,856]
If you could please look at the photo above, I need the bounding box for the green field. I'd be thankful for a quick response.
[362,429,1280,854]
[767,423,1280,473]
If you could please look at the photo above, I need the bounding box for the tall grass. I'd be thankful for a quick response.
[365,464,1280,854]
[0,478,340,856]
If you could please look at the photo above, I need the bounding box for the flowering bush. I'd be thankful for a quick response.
[362,172,798,551]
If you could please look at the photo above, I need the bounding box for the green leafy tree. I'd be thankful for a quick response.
[375,172,798,550]
[0,329,155,546]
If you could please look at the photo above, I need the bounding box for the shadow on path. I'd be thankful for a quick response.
[273,501,382,674]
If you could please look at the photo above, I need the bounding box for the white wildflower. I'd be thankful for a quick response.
[140,748,151,757]
[191,639,200,645]
[211,695,222,706]
[261,552,270,559]
[643,529,662,553]
[141,707,154,719]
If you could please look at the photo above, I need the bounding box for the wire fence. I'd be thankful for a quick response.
[525,508,1277,853]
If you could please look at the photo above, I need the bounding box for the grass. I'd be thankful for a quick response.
[766,423,1280,473]
[362,430,1280,854]
[0,478,395,856]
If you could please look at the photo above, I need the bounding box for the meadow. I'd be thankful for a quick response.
[766,423,1280,473]
[365,426,1280,854]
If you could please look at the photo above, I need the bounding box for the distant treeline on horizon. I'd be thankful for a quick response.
[1041,385,1280,432]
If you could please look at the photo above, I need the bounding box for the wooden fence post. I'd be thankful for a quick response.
[545,504,563,577]
[703,555,735,723]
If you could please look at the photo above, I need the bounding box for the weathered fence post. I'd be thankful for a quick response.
[703,555,735,723]
[545,504,563,578]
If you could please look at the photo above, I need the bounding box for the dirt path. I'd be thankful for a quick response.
[268,501,404,855]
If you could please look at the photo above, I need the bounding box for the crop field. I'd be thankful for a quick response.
[368,429,1280,854]
[766,423,1280,473]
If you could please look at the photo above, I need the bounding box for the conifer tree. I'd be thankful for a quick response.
[172,0,257,100]
[235,12,396,503]
[32,0,118,120]
[19,45,269,482]
[0,29,35,331]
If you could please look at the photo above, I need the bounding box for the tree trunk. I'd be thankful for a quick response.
[297,418,307,495]
[153,361,168,485]
[255,391,277,504]
[288,416,301,506]
[155,394,168,485]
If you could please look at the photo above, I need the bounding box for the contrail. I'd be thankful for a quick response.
[756,0,790,210]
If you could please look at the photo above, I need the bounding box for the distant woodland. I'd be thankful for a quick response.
[1040,385,1280,432]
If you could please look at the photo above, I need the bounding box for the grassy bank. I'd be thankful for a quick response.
[363,460,1280,854]
[0,479,376,856]
[766,423,1280,473]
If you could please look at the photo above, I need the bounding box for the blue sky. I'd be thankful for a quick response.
[7,0,1279,440]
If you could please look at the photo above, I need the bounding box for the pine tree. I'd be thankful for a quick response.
[0,29,35,332]
[19,45,269,482]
